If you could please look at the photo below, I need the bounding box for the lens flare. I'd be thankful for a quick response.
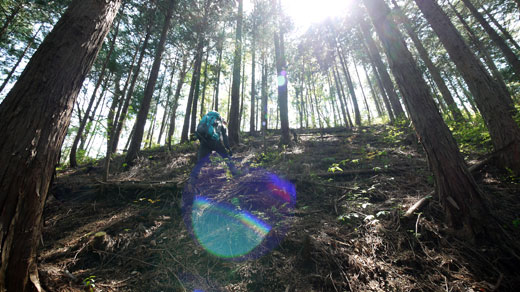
[182,157,296,261]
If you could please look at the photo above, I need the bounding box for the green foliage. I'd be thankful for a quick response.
[448,116,492,154]
[83,275,96,292]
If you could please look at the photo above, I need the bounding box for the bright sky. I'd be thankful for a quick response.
[245,0,353,31]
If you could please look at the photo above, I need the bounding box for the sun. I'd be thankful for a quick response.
[283,0,353,28]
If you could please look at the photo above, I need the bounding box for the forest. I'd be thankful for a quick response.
[1,0,520,291]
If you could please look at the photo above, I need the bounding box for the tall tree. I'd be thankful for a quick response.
[125,0,176,164]
[414,0,520,175]
[337,46,362,126]
[250,2,257,134]
[363,0,491,241]
[359,19,406,120]
[0,0,121,290]
[228,0,244,146]
[167,54,189,149]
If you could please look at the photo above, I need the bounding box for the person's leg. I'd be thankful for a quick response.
[192,141,213,179]
[214,143,239,175]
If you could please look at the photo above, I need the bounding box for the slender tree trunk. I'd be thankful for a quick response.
[146,68,167,148]
[190,40,205,138]
[214,33,224,112]
[364,0,492,241]
[415,0,520,175]
[103,74,122,181]
[352,60,372,124]
[273,12,291,145]
[239,52,246,130]
[0,1,121,290]
[332,67,351,128]
[448,2,512,106]
[158,60,177,145]
[483,6,520,52]
[199,50,209,119]
[455,76,479,114]
[362,61,383,117]
[250,11,257,134]
[112,26,151,153]
[125,0,175,164]
[359,21,405,119]
[337,47,362,125]
[461,0,520,80]
[261,54,268,132]
[392,0,463,122]
[181,54,201,143]
[446,73,472,118]
[228,0,244,146]
[167,55,189,150]
[70,18,120,167]
[0,25,42,94]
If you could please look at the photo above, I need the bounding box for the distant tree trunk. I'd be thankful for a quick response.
[125,0,175,164]
[461,0,520,80]
[189,41,205,138]
[448,2,511,105]
[146,68,167,148]
[239,52,246,130]
[158,60,177,145]
[103,74,123,182]
[228,0,244,146]
[362,61,383,117]
[199,50,209,119]
[391,0,463,122]
[415,0,520,175]
[483,6,520,52]
[359,21,405,120]
[167,55,189,150]
[70,18,120,167]
[454,76,478,114]
[337,47,362,126]
[214,31,224,112]
[181,54,201,143]
[273,9,291,145]
[261,54,268,132]
[364,0,492,241]
[250,11,257,134]
[0,25,42,94]
[445,72,472,118]
[332,66,351,128]
[0,1,121,290]
[352,60,372,124]
[112,25,151,152]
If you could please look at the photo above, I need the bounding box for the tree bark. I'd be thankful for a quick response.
[213,29,224,112]
[332,66,351,129]
[0,0,121,290]
[70,18,120,167]
[391,0,463,122]
[261,53,268,132]
[250,8,257,134]
[125,0,175,164]
[228,0,244,146]
[189,42,205,138]
[414,0,520,175]
[199,50,209,119]
[337,46,362,126]
[359,20,405,120]
[364,0,492,241]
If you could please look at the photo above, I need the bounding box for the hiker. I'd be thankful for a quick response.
[192,111,239,178]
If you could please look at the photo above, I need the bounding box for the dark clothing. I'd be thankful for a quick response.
[193,124,238,178]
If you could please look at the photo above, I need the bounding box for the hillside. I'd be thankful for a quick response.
[39,125,520,291]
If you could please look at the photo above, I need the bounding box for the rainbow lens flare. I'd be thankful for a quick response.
[182,156,296,261]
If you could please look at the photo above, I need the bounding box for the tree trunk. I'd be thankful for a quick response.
[228,0,244,146]
[337,47,362,126]
[273,20,291,145]
[332,66,351,128]
[483,6,520,52]
[448,2,512,106]
[359,20,405,120]
[199,50,209,119]
[214,30,224,112]
[158,59,177,145]
[0,25,42,94]
[239,52,246,130]
[0,0,121,290]
[461,0,520,80]
[352,60,372,124]
[261,54,268,132]
[70,18,120,167]
[414,0,520,175]
[167,55,189,150]
[189,42,205,138]
[362,61,383,117]
[391,0,463,122]
[146,68,167,148]
[364,0,492,241]
[112,25,151,153]
[181,54,201,143]
[250,10,257,134]
[125,0,175,164]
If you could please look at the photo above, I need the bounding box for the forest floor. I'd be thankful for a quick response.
[39,124,520,291]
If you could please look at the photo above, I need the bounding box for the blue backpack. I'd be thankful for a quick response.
[196,111,222,141]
